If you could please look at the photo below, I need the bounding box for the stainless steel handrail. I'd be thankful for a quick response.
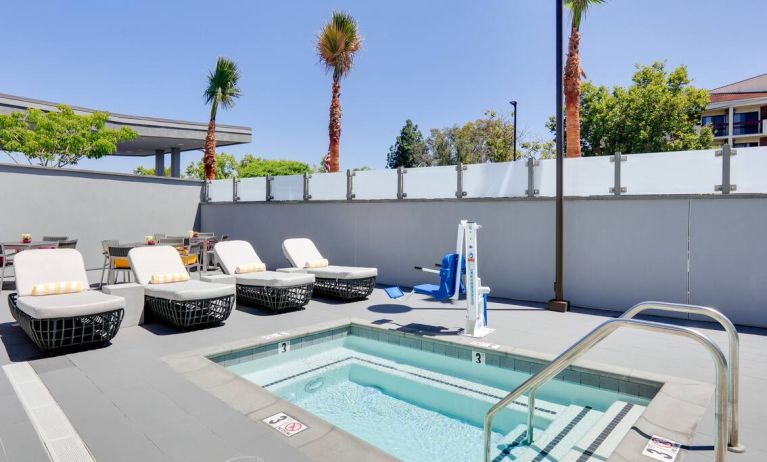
[621,301,743,452]
[483,318,728,462]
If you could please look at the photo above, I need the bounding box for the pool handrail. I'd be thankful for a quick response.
[621,301,743,452]
[482,318,728,462]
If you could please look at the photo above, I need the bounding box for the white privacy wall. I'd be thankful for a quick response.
[0,164,203,280]
[202,196,767,327]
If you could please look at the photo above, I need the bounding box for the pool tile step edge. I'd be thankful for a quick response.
[561,401,646,462]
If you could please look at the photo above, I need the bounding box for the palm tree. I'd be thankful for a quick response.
[203,57,241,180]
[564,0,604,158]
[317,12,362,173]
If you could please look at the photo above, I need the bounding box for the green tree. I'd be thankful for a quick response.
[185,152,239,179]
[133,166,171,176]
[387,119,429,168]
[237,157,311,177]
[203,57,242,180]
[0,105,137,167]
[549,62,712,155]
[317,12,362,172]
[426,110,517,165]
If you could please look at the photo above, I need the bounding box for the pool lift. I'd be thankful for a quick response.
[385,220,493,338]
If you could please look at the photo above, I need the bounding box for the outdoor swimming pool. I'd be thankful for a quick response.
[213,326,655,461]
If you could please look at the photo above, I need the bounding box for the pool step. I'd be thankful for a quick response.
[560,401,646,462]
[494,404,604,462]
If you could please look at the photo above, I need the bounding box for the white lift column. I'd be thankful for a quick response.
[462,221,493,338]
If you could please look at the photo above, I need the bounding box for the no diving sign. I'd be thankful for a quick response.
[642,435,681,461]
[263,412,308,437]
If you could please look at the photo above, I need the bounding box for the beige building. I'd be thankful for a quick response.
[701,73,767,147]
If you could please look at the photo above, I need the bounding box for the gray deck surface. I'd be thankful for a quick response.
[0,286,764,462]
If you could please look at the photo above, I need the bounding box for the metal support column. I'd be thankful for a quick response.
[154,149,165,176]
[170,147,181,178]
[609,152,627,195]
[346,170,355,200]
[233,177,240,202]
[716,145,737,194]
[303,173,312,200]
[525,158,539,197]
[456,163,467,198]
[266,176,274,201]
[397,167,407,199]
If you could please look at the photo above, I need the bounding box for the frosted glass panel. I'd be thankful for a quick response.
[238,177,267,201]
[563,156,614,196]
[271,175,303,201]
[208,179,232,202]
[311,172,347,200]
[404,165,456,199]
[731,147,767,193]
[353,169,398,200]
[623,150,720,195]
[536,159,557,197]
[463,161,527,198]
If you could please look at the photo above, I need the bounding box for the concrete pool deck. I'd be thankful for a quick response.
[0,287,764,462]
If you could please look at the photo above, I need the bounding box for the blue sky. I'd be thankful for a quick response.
[1,0,764,173]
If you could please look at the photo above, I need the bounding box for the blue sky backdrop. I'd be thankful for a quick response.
[1,0,763,173]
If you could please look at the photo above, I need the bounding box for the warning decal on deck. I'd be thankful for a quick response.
[263,412,308,437]
[641,435,681,461]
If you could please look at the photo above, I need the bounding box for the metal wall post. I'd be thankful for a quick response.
[456,163,467,198]
[303,173,312,200]
[233,177,240,202]
[202,180,211,202]
[715,145,737,194]
[397,167,407,199]
[266,175,274,201]
[346,169,355,200]
[609,152,627,195]
[525,158,540,197]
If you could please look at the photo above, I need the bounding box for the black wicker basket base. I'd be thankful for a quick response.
[8,293,123,354]
[313,277,376,300]
[144,294,234,329]
[237,283,313,311]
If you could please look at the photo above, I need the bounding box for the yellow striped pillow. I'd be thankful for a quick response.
[305,259,329,268]
[31,281,85,296]
[150,272,190,284]
[235,263,266,274]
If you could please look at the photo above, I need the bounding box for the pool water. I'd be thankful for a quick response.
[226,332,650,462]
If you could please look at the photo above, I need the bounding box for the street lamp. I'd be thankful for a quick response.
[509,101,518,161]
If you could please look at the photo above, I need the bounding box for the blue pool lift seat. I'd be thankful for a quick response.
[413,253,465,301]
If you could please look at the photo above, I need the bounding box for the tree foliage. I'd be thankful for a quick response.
[426,110,517,165]
[0,105,137,167]
[549,62,713,155]
[185,152,239,179]
[387,119,429,168]
[133,166,171,176]
[135,152,311,179]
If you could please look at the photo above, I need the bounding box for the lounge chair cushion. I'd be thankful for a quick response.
[150,273,190,284]
[14,249,90,297]
[306,265,377,280]
[213,240,264,275]
[236,271,315,288]
[282,238,325,270]
[236,263,267,274]
[128,246,189,285]
[15,290,125,319]
[305,259,329,268]
[31,281,85,296]
[143,280,235,301]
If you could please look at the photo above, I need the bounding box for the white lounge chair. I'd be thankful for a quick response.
[8,249,125,353]
[214,240,315,311]
[128,246,235,329]
[281,238,377,300]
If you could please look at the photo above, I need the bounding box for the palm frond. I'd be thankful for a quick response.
[204,57,242,111]
[565,0,605,30]
[316,11,362,79]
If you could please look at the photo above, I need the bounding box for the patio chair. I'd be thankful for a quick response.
[42,236,68,242]
[128,245,235,329]
[102,243,133,286]
[57,239,78,249]
[8,249,124,353]
[158,237,200,272]
[281,238,377,300]
[214,240,314,311]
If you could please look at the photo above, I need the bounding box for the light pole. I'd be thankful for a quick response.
[509,101,518,161]
[548,0,569,313]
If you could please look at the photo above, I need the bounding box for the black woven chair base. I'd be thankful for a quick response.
[237,283,313,311]
[313,277,376,300]
[145,294,234,329]
[8,293,123,354]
